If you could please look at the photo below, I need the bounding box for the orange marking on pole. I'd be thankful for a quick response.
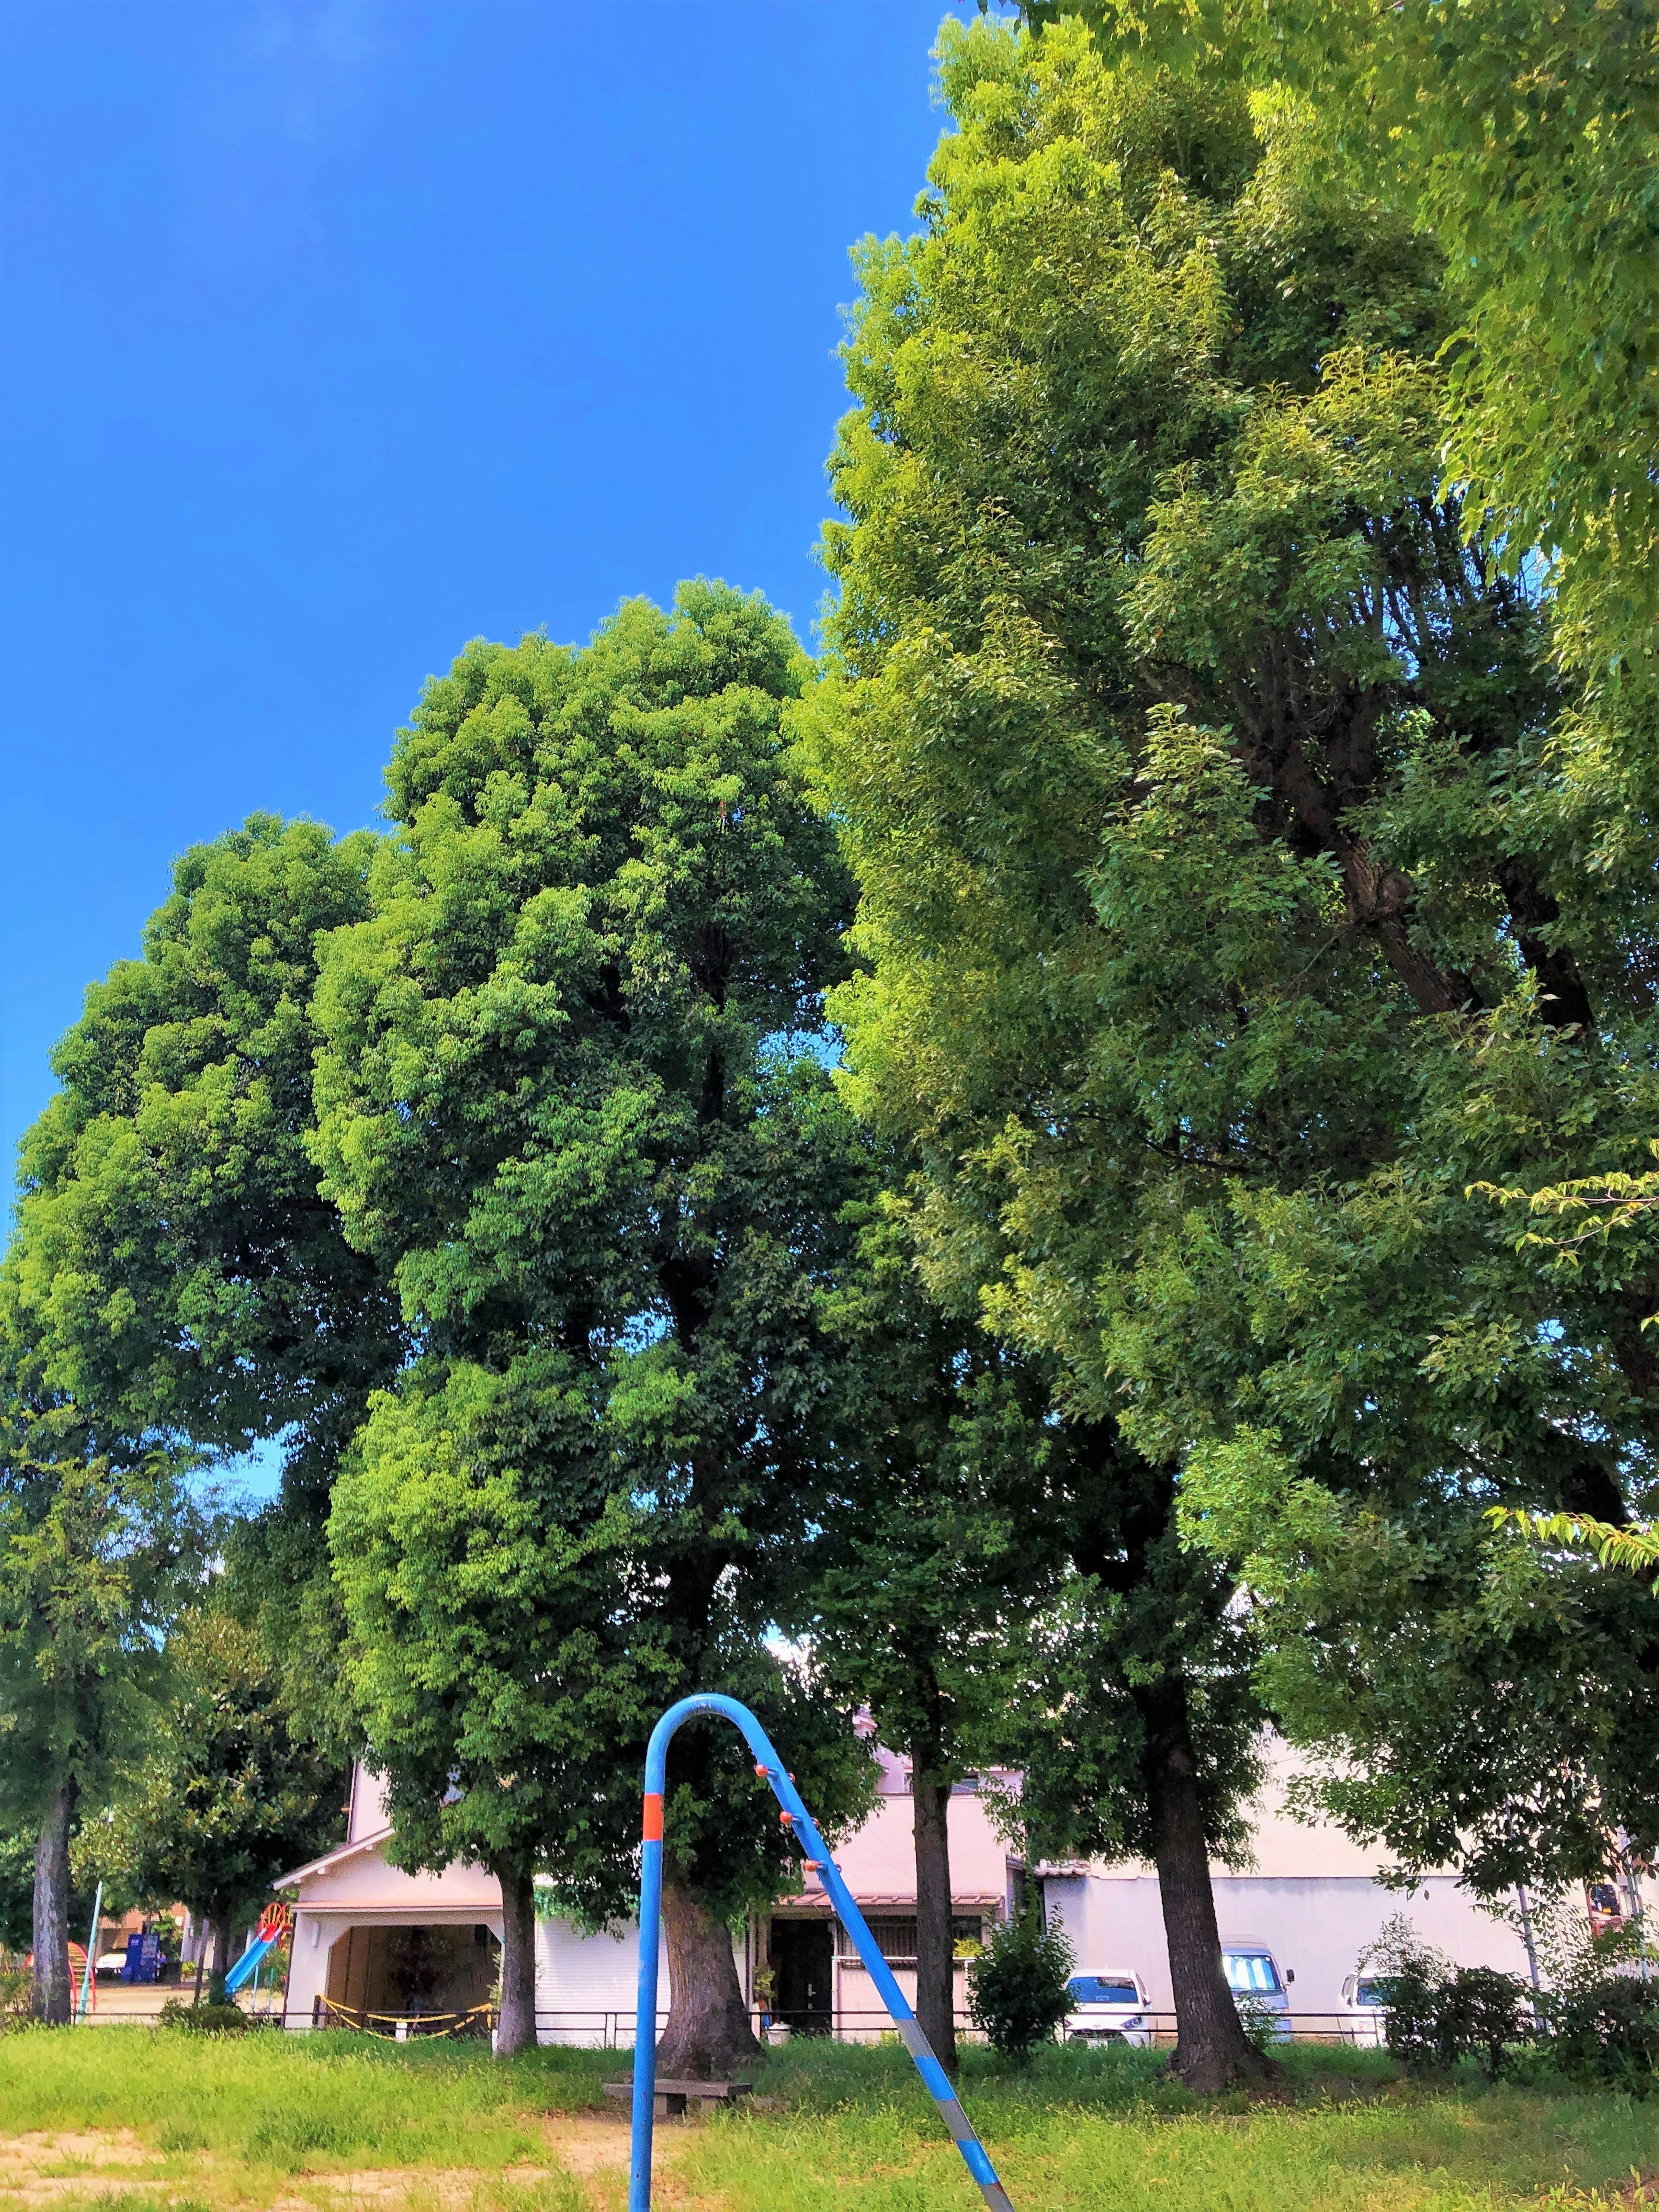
[642,1792,664,1842]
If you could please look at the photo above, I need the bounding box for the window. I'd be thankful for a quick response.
[1354,1978,1390,2009]
[1068,1975,1141,2006]
[1223,1951,1282,1995]
[837,1916,985,1964]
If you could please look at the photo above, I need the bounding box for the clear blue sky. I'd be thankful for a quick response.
[0,0,984,1177]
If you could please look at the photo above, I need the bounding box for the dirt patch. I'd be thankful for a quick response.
[537,2121,637,2179]
[0,2138,154,2174]
[0,2132,172,2205]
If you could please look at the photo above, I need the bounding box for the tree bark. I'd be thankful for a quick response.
[31,1780,76,2026]
[656,1872,760,2078]
[912,1764,958,2072]
[493,1859,539,2056]
[1141,1681,1275,2092]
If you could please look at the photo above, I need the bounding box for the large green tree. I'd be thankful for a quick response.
[314,583,876,2069]
[802,12,1659,2081]
[3,815,407,1748]
[1014,0,1659,690]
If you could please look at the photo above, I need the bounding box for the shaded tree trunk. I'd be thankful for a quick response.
[493,1859,538,2056]
[656,1872,760,2078]
[31,1780,76,2026]
[912,1759,958,2072]
[1141,1680,1274,2093]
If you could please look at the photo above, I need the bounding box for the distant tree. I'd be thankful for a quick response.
[88,1607,342,1998]
[315,585,877,2068]
[0,1408,203,2021]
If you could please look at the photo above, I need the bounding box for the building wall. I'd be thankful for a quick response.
[1041,1871,1532,2024]
[280,1745,1542,2040]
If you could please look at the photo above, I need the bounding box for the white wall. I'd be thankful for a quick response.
[1041,1871,1533,2022]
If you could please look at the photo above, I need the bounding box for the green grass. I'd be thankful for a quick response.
[0,2031,1654,2212]
[0,2027,610,2171]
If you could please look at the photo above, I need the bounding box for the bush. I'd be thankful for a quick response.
[159,1997,248,2035]
[967,1908,1074,2063]
[1547,1972,1659,2091]
[1382,1964,1532,2079]
[1361,1914,1531,2079]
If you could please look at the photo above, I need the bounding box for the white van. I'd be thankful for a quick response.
[1063,1968,1152,2047]
[1222,1946,1292,2039]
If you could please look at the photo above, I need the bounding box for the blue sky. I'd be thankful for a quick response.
[0,0,984,1186]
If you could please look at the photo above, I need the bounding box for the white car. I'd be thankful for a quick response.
[1338,1972,1391,2048]
[1064,1969,1152,2047]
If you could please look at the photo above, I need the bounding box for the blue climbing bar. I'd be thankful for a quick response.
[628,1693,1014,2212]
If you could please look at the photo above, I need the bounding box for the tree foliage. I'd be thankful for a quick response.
[1,816,406,1750]
[802,8,1659,1948]
[314,584,877,2065]
[1014,0,1659,683]
[0,1407,204,2019]
[86,1607,341,1993]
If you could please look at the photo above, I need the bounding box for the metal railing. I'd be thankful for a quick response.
[61,1996,1390,2048]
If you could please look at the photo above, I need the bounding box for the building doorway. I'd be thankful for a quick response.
[769,1917,833,2036]
[325,1922,499,2026]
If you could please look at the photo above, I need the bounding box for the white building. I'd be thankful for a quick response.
[275,1739,1544,2041]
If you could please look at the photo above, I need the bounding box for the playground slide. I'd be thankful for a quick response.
[223,1932,278,1995]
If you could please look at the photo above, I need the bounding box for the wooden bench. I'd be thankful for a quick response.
[602,2079,753,2120]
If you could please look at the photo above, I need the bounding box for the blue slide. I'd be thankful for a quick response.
[224,1932,279,1995]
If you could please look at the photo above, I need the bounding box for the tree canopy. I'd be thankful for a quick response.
[314,583,876,2064]
[800,7,1659,2069]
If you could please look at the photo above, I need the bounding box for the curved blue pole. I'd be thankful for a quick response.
[629,1693,1014,2212]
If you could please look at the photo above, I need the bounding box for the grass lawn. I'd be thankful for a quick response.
[0,2032,1653,2212]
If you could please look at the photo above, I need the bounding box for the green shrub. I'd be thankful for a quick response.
[967,1908,1074,2063]
[1383,1964,1531,2078]
[158,1997,248,2036]
[1546,1972,1659,2091]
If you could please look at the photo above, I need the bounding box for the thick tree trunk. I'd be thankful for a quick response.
[656,1873,760,2078]
[1143,1683,1275,2093]
[912,1765,958,2072]
[200,1908,233,2003]
[31,1780,76,2026]
[493,1859,539,2056]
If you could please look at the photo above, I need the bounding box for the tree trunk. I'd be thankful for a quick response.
[656,1872,760,2078]
[912,1763,958,2072]
[31,1780,76,2026]
[1142,1681,1275,2092]
[493,1859,538,2056]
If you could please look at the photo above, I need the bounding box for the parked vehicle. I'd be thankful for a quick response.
[1064,1969,1152,2047]
[1338,1972,1391,2048]
[1222,1946,1292,2040]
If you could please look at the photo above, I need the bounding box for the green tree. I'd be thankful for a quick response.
[795,1192,1057,2071]
[801,11,1659,2079]
[315,584,877,2068]
[3,815,407,1749]
[87,1607,342,1999]
[0,1408,203,2021]
[1013,0,1659,690]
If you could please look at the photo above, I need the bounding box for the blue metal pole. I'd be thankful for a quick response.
[627,1693,1013,2212]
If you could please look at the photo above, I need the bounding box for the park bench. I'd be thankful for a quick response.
[602,2079,753,2120]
